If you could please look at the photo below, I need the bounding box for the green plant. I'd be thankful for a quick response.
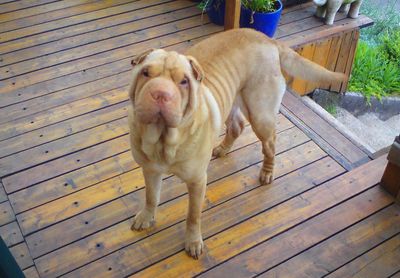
[349,39,400,102]
[241,0,278,12]
[325,104,337,116]
[381,30,400,67]
[348,0,400,102]
[197,0,224,11]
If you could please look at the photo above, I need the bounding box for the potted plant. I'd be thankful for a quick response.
[240,0,283,37]
[198,0,226,26]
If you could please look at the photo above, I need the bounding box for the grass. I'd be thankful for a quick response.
[325,103,337,117]
[348,0,400,101]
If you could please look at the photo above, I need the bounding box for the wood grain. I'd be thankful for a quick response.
[40,146,336,277]
[201,186,394,277]
[327,233,400,278]
[127,156,385,278]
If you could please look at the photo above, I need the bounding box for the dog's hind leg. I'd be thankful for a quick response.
[243,76,285,185]
[212,105,246,157]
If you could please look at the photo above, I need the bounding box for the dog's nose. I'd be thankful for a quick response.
[150,90,172,103]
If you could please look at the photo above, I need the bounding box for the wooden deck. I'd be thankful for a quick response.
[0,1,399,277]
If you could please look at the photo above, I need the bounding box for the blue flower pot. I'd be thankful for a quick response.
[240,0,283,38]
[206,1,225,26]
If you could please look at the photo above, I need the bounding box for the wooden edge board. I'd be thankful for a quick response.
[9,241,34,270]
[280,105,353,170]
[0,180,7,203]
[282,14,374,48]
[301,96,375,157]
[0,201,15,226]
[282,90,370,168]
[0,221,24,247]
[23,266,40,278]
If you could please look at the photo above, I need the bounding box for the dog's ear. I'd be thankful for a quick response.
[131,49,155,66]
[187,56,204,82]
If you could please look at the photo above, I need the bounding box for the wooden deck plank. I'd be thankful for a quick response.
[0,201,15,225]
[0,0,307,56]
[327,233,400,278]
[261,203,400,278]
[0,220,23,247]
[0,2,197,67]
[22,125,298,259]
[38,145,337,277]
[281,14,373,48]
[0,181,6,203]
[0,12,205,81]
[0,0,96,24]
[2,135,130,193]
[282,91,370,168]
[23,266,40,278]
[275,9,347,39]
[200,186,394,277]
[0,36,205,112]
[21,123,304,238]
[0,86,127,142]
[0,5,316,81]
[0,2,384,277]
[0,23,220,97]
[126,156,385,278]
[0,0,58,14]
[9,241,34,270]
[1,102,284,192]
[0,102,128,158]
[0,4,315,112]
[0,0,137,33]
[9,151,134,214]
[0,3,321,96]
[8,115,291,214]
[0,117,128,177]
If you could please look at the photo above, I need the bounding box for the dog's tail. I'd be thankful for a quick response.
[313,0,327,6]
[277,43,347,86]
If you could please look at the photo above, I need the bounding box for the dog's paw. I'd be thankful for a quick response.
[259,169,274,185]
[131,210,155,231]
[212,145,228,157]
[185,237,204,260]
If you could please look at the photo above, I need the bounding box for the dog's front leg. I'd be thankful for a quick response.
[131,168,162,231]
[185,175,207,259]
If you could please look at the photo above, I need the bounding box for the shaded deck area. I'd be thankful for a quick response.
[0,1,399,277]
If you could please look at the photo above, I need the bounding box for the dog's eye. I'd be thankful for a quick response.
[180,78,188,86]
[142,68,149,77]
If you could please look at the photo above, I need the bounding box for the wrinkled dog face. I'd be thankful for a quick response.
[129,49,203,128]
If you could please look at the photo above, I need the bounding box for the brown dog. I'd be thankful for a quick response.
[128,28,345,259]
